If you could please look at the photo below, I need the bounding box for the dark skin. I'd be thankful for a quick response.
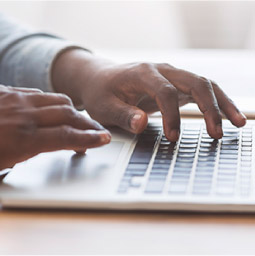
[0,49,246,170]
[0,85,111,170]
[52,49,247,142]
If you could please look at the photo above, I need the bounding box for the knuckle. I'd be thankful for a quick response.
[198,77,213,90]
[158,63,175,70]
[62,106,78,119]
[4,92,27,110]
[157,85,178,98]
[112,108,130,127]
[59,125,73,143]
[17,119,37,135]
[14,118,38,148]
[137,62,154,72]
[204,102,221,115]
[8,91,23,101]
[57,93,73,105]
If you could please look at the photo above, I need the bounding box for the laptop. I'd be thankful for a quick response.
[1,49,255,213]
[0,116,254,213]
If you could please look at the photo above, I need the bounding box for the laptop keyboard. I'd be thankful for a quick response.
[118,123,253,197]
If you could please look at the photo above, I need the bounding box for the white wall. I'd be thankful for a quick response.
[0,1,185,50]
[0,1,255,50]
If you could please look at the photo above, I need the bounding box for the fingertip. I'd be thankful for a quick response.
[233,112,247,127]
[98,131,112,144]
[75,149,87,154]
[130,111,148,134]
[166,129,180,142]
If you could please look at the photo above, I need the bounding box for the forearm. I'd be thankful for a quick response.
[0,13,86,92]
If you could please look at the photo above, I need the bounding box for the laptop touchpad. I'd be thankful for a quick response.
[2,141,124,190]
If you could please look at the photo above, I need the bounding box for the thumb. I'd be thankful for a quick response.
[106,98,148,134]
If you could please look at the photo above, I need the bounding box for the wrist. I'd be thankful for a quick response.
[51,49,113,109]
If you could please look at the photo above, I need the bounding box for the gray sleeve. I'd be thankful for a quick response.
[0,13,87,92]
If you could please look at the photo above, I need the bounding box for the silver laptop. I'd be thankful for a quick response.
[0,116,255,213]
[1,50,255,213]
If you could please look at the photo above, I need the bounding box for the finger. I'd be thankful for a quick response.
[139,68,181,142]
[30,105,105,131]
[6,86,43,94]
[211,81,246,127]
[33,127,111,154]
[27,92,73,107]
[96,97,148,134]
[158,65,223,139]
[137,95,159,113]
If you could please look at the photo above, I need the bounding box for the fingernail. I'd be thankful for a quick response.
[169,129,180,142]
[99,132,111,144]
[216,124,223,137]
[131,114,142,131]
[75,149,87,154]
[240,112,247,122]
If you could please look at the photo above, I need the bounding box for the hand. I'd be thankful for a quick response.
[52,50,246,142]
[0,85,111,170]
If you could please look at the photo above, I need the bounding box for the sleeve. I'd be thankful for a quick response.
[0,12,88,92]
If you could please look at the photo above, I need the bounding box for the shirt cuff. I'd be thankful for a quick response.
[0,35,88,93]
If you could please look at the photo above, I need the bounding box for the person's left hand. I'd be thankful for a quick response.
[52,50,246,142]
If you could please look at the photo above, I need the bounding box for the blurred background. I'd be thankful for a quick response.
[1,0,255,114]
[1,0,255,51]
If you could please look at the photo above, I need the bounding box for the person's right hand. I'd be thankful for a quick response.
[0,85,111,170]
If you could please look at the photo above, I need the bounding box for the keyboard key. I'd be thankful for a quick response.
[176,158,194,163]
[242,142,252,147]
[197,157,216,162]
[198,152,217,157]
[240,167,252,173]
[242,138,252,142]
[155,155,173,160]
[179,143,198,148]
[241,147,252,151]
[150,170,169,176]
[219,159,238,164]
[125,171,146,177]
[195,173,213,179]
[177,153,196,158]
[216,186,235,196]
[201,138,215,143]
[127,164,148,170]
[202,133,211,139]
[220,145,239,150]
[168,183,188,194]
[219,154,238,160]
[192,183,211,195]
[172,173,190,180]
[174,162,193,168]
[195,167,214,173]
[149,173,168,180]
[181,139,199,144]
[197,162,215,167]
[199,147,217,153]
[241,156,252,162]
[241,152,252,156]
[145,180,165,193]
[129,153,152,164]
[173,167,192,173]
[241,162,252,167]
[200,143,218,148]
[182,134,199,139]
[151,164,170,170]
[154,159,172,165]
[220,150,238,155]
[178,148,197,153]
